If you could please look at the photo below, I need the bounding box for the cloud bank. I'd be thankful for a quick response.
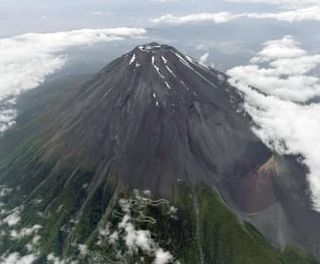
[151,12,240,24]
[151,0,180,2]
[151,6,320,24]
[229,35,320,102]
[0,27,146,134]
[227,36,320,211]
[226,0,320,9]
[247,6,320,22]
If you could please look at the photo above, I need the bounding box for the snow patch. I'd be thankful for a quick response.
[153,64,165,79]
[180,81,190,91]
[165,65,176,77]
[139,45,162,51]
[164,81,171,90]
[161,56,168,64]
[129,54,137,65]
[173,52,190,66]
[186,55,193,63]
[171,50,217,88]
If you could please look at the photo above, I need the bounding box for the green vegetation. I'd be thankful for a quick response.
[0,169,318,263]
[282,247,318,264]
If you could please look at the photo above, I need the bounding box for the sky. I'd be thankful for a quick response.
[1,0,320,212]
[0,0,319,36]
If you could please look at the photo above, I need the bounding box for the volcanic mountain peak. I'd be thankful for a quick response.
[131,42,179,55]
[126,42,203,72]
[135,42,172,51]
[128,42,203,70]
[40,42,259,198]
[1,43,319,263]
[112,42,232,111]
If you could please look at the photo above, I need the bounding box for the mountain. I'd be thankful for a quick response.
[0,43,318,263]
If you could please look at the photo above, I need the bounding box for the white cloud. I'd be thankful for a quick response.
[108,231,119,244]
[228,35,320,102]
[225,0,320,9]
[1,252,38,264]
[151,6,320,24]
[247,6,320,22]
[227,36,320,212]
[0,27,146,134]
[1,207,22,226]
[78,244,88,256]
[88,11,104,15]
[88,11,113,16]
[154,249,173,264]
[100,192,176,262]
[151,0,180,2]
[251,35,306,60]
[0,185,12,197]
[120,216,154,253]
[10,225,42,240]
[117,204,155,254]
[47,253,65,264]
[151,12,240,24]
